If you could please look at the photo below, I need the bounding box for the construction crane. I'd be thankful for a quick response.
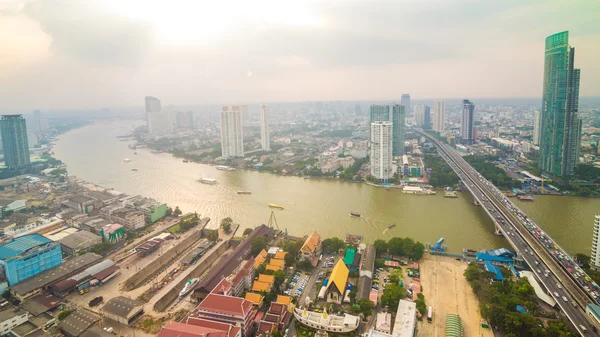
[267,211,288,244]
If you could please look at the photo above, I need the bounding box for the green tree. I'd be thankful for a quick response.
[58,310,73,320]
[250,237,268,255]
[283,241,302,266]
[373,239,388,256]
[381,284,406,312]
[356,298,375,317]
[166,207,173,216]
[206,229,219,242]
[273,270,286,285]
[322,237,346,253]
[243,228,253,236]
[173,206,182,217]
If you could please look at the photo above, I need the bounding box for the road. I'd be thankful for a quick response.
[417,129,599,335]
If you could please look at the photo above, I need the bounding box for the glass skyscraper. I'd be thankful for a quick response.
[0,115,30,169]
[460,100,474,145]
[539,31,581,176]
[369,104,405,156]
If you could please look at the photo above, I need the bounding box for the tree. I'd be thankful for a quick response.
[220,217,233,234]
[373,240,388,256]
[356,298,375,317]
[243,228,253,236]
[273,270,286,285]
[173,206,182,217]
[58,310,73,320]
[206,230,219,242]
[322,237,346,253]
[380,284,406,312]
[284,241,302,266]
[250,237,268,256]
[166,207,173,216]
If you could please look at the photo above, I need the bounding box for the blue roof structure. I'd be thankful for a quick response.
[487,248,516,258]
[484,261,505,281]
[516,305,526,313]
[587,304,600,319]
[476,252,513,263]
[0,234,52,260]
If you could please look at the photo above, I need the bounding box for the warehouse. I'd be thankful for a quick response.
[101,296,144,325]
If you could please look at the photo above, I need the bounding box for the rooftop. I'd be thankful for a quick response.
[20,293,63,316]
[186,317,241,337]
[0,307,27,322]
[194,293,253,317]
[244,293,264,306]
[344,248,356,265]
[101,296,144,318]
[11,253,102,296]
[326,259,349,294]
[300,231,320,254]
[58,310,100,337]
[59,231,101,250]
[80,326,115,337]
[392,300,416,337]
[0,234,53,260]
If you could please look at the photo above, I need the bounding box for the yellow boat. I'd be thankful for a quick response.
[269,204,284,210]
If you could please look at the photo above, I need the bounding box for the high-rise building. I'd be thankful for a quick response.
[145,96,171,134]
[592,216,600,270]
[220,106,244,157]
[414,105,430,129]
[145,96,161,113]
[400,94,411,116]
[175,111,194,130]
[369,104,405,156]
[539,31,582,176]
[260,104,270,151]
[0,115,30,169]
[460,100,475,145]
[370,121,393,180]
[241,105,249,126]
[533,110,541,146]
[433,100,446,132]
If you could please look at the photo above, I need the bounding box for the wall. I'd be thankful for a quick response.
[153,241,230,312]
[121,229,202,291]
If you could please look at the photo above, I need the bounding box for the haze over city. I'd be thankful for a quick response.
[1,0,600,109]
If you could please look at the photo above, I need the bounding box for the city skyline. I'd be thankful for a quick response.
[1,1,599,109]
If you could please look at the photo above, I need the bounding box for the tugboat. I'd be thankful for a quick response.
[183,160,189,163]
[237,191,252,195]
[350,212,361,217]
[269,204,284,210]
[131,168,138,172]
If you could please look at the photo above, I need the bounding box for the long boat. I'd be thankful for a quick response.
[517,195,534,201]
[269,204,284,210]
[237,191,252,195]
[350,212,361,217]
[216,165,235,171]
[198,178,217,184]
[293,308,359,333]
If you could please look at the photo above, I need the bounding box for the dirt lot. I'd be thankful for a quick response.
[417,254,493,337]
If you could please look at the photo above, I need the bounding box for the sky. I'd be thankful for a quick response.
[0,0,599,110]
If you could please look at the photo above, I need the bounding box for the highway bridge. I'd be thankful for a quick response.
[418,129,600,335]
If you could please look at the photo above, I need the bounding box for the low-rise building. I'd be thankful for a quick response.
[79,218,110,235]
[392,300,417,337]
[58,310,100,337]
[375,312,392,334]
[51,259,119,297]
[322,259,349,304]
[101,296,144,326]
[103,208,145,231]
[0,308,29,335]
[0,234,63,285]
[300,231,321,262]
[59,231,102,256]
[189,293,255,336]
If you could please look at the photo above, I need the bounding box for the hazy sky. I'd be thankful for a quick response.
[0,0,599,109]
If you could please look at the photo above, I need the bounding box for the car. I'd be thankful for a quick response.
[557,284,562,289]
[537,269,541,274]
[535,261,539,265]
[554,292,559,297]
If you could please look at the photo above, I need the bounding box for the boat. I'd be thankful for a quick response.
[444,190,458,198]
[131,169,138,172]
[269,204,284,210]
[183,160,189,163]
[216,165,235,171]
[198,178,217,184]
[388,224,396,229]
[517,195,534,201]
[350,212,361,217]
[123,158,131,163]
[293,308,359,333]
[179,278,199,297]
[237,191,252,195]
[463,248,478,256]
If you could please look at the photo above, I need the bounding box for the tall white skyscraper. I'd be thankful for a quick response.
[460,99,475,145]
[400,94,411,116]
[145,96,172,134]
[433,100,446,132]
[533,110,541,146]
[592,216,600,269]
[241,105,249,126]
[260,104,270,151]
[370,121,393,180]
[220,106,244,157]
[414,104,425,127]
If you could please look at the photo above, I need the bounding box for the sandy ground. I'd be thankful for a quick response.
[417,254,493,337]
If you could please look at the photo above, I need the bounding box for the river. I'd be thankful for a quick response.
[52,120,597,254]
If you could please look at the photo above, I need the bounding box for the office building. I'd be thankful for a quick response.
[433,100,446,132]
[414,105,430,129]
[30,109,47,134]
[220,106,244,157]
[0,234,63,285]
[400,94,411,116]
[145,96,161,114]
[533,111,541,146]
[145,96,172,134]
[460,100,475,145]
[260,105,270,151]
[0,115,30,169]
[370,121,393,180]
[539,31,582,176]
[176,111,194,130]
[241,104,249,126]
[369,104,405,156]
[591,216,600,270]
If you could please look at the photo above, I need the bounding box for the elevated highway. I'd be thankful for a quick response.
[419,129,599,335]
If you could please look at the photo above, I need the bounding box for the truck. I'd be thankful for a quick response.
[427,306,433,322]
[89,296,104,307]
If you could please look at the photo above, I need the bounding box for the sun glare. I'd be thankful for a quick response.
[104,0,321,43]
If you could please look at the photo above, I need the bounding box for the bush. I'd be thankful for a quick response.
[58,310,73,320]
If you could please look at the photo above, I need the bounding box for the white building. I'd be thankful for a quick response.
[0,309,29,335]
[241,104,249,126]
[533,110,541,146]
[414,104,425,127]
[433,100,446,132]
[591,216,600,269]
[220,106,244,157]
[370,121,393,180]
[392,300,416,337]
[260,105,271,151]
[145,96,172,134]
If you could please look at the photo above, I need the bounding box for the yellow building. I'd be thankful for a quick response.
[245,292,264,306]
[323,259,349,304]
[266,258,285,271]
[274,251,288,260]
[254,249,268,268]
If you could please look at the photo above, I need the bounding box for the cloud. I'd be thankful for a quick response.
[22,0,156,67]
